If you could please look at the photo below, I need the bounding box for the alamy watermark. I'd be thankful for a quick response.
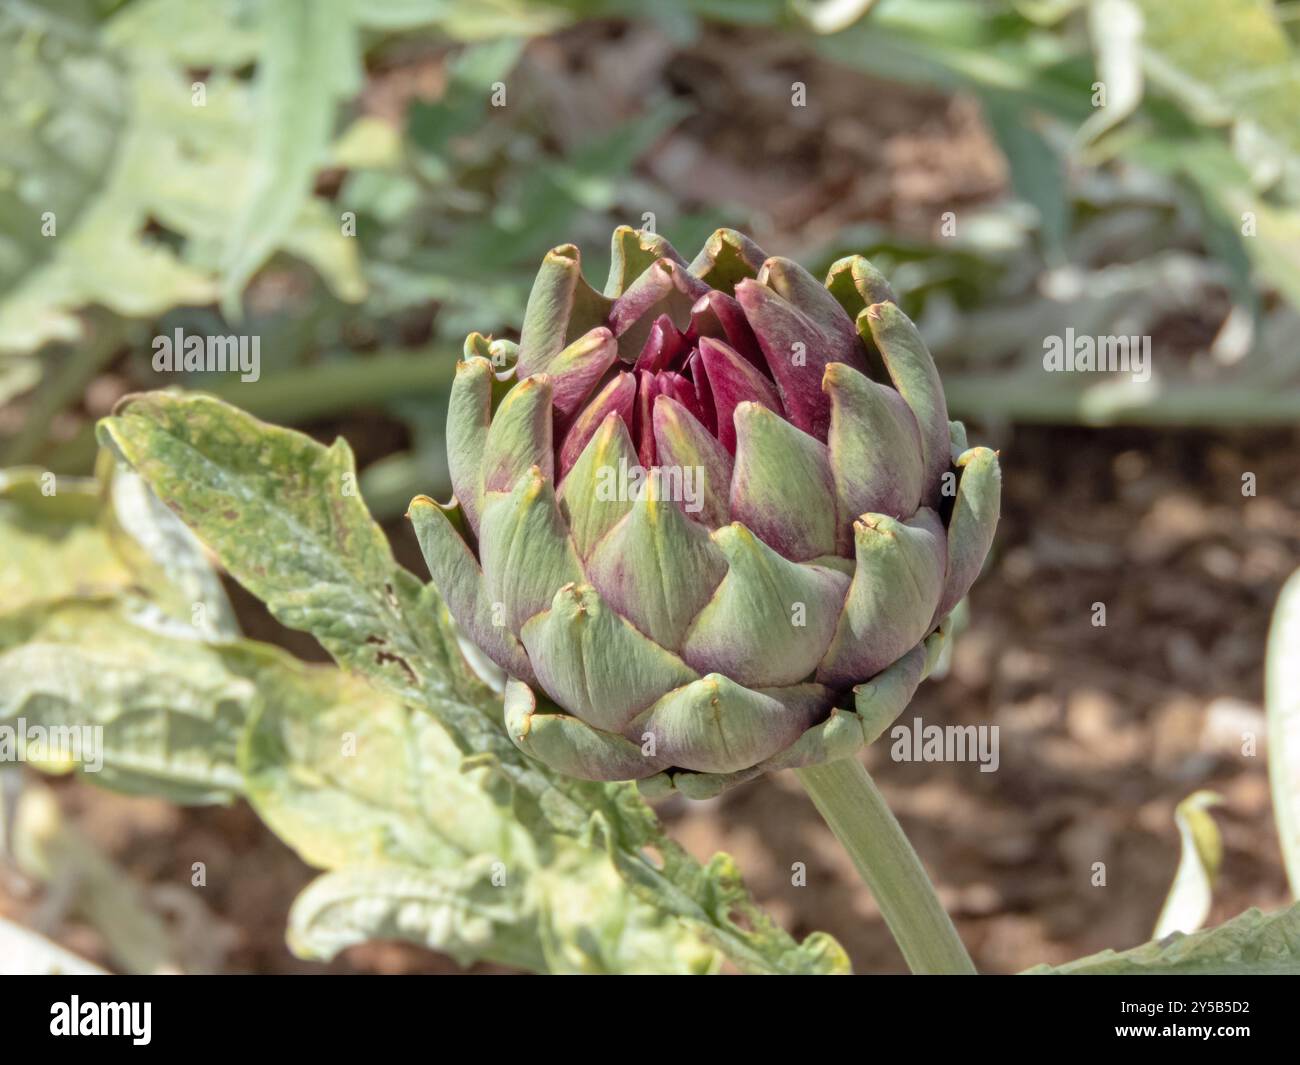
[50,997,151,1045]
[890,716,999,773]
[152,328,260,382]
[0,719,103,772]
[1043,328,1150,383]
[595,459,704,514]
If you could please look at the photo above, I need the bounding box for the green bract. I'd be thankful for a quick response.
[410,228,1001,797]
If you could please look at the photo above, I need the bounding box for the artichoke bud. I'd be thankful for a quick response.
[412,229,1001,795]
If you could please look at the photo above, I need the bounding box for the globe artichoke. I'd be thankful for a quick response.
[409,227,1000,798]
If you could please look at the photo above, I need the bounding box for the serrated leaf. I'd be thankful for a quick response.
[1025,901,1300,975]
[97,391,849,974]
[813,3,1089,119]
[0,460,251,800]
[1268,567,1300,899]
[1125,1,1300,309]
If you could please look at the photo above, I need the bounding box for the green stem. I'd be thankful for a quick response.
[199,350,453,423]
[795,758,975,974]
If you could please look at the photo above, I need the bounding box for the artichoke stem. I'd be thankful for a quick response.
[794,758,976,975]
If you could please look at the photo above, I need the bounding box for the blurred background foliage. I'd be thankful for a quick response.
[4,0,1300,520]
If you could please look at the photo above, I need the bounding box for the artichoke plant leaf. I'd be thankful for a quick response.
[0,464,245,801]
[1025,900,1300,975]
[0,601,248,804]
[103,462,240,639]
[287,862,545,971]
[237,643,517,873]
